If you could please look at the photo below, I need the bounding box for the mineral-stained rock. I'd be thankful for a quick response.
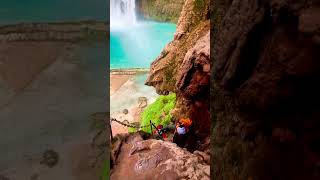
[212,0,320,179]
[145,0,210,141]
[111,133,210,180]
[176,31,210,99]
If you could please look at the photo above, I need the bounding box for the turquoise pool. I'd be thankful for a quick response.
[110,21,176,69]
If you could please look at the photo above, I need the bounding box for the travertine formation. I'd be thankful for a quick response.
[145,0,210,140]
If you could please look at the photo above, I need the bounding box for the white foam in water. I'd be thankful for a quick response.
[110,0,161,116]
[110,0,137,30]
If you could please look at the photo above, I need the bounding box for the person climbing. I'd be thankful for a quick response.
[153,124,167,140]
[152,123,176,140]
[173,118,192,148]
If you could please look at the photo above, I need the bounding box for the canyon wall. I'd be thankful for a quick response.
[136,0,185,23]
[212,0,320,179]
[145,0,210,142]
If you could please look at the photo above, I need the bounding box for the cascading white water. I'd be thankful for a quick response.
[110,0,136,28]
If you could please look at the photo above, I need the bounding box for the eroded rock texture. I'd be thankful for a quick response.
[136,0,185,23]
[110,133,210,180]
[145,0,211,140]
[212,0,320,179]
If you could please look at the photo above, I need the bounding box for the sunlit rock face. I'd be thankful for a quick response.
[110,133,210,180]
[145,0,211,141]
[212,0,320,179]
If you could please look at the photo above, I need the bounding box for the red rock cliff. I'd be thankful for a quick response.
[145,0,211,140]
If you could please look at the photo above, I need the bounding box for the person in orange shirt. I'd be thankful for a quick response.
[178,118,192,132]
[173,118,192,148]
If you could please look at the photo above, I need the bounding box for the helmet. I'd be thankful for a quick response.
[179,118,192,127]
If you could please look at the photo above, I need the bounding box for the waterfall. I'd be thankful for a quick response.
[110,0,136,28]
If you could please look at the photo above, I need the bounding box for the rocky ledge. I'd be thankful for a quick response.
[0,21,108,42]
[111,133,210,180]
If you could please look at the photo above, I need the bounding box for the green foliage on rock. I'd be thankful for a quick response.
[137,0,184,23]
[194,0,205,10]
[140,93,176,133]
[100,160,109,180]
[128,127,137,133]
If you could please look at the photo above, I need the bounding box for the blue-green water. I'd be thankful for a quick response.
[0,0,108,25]
[110,21,176,69]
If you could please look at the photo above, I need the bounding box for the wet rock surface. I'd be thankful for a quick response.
[111,133,210,180]
[212,0,320,179]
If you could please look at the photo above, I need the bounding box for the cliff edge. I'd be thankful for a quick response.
[145,0,211,140]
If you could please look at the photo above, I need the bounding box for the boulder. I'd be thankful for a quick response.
[111,133,210,180]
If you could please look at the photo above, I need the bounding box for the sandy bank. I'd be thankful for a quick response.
[110,72,158,135]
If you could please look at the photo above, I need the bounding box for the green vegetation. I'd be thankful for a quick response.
[194,0,205,10]
[140,93,176,133]
[100,160,110,180]
[128,127,137,133]
[138,0,184,23]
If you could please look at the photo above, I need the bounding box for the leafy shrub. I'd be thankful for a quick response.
[139,93,176,133]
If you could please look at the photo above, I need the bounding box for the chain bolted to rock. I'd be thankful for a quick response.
[110,118,150,129]
[110,118,172,141]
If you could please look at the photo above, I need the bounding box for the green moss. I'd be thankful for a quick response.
[128,127,137,133]
[140,93,176,133]
[100,160,110,180]
[139,0,183,23]
[194,0,205,11]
